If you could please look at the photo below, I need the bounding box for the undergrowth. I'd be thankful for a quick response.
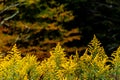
[0,35,120,80]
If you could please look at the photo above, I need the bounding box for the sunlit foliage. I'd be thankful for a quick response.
[1,35,120,79]
[0,44,40,80]
[108,46,120,79]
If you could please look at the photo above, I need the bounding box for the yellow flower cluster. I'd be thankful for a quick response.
[0,44,40,80]
[0,35,120,80]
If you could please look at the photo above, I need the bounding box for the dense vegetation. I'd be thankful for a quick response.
[0,0,82,60]
[1,0,120,58]
[0,35,120,80]
[1,0,120,57]
[1,0,120,79]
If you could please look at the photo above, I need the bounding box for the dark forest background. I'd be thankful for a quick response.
[0,0,120,60]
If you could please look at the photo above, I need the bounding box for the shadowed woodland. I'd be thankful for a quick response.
[1,0,120,60]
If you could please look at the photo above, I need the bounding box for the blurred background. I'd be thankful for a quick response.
[0,0,120,60]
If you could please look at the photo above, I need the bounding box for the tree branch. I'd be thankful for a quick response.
[0,2,21,26]
[0,3,20,14]
[0,10,19,25]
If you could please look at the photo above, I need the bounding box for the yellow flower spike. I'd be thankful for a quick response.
[0,44,40,80]
[4,44,21,61]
